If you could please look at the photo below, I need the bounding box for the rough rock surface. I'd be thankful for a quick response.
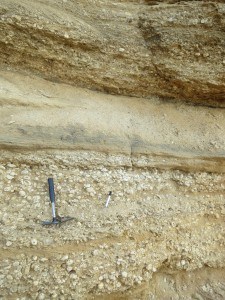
[0,151,225,299]
[0,0,225,299]
[0,0,225,106]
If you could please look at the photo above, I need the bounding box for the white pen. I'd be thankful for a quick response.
[105,191,112,208]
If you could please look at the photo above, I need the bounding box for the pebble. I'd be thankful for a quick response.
[8,121,16,125]
[21,169,29,175]
[43,238,54,246]
[67,266,73,272]
[92,249,99,256]
[121,271,128,278]
[38,293,45,300]
[0,152,224,299]
[7,275,13,281]
[200,19,208,24]
[19,191,26,197]
[6,241,12,247]
[14,15,22,22]
[40,258,48,262]
[98,283,104,289]
[31,239,38,246]
[66,259,74,265]
[61,255,69,261]
[7,163,16,168]
[70,273,78,280]
[181,260,186,266]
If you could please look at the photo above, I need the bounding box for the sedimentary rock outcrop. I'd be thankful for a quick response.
[0,1,225,299]
[0,0,225,106]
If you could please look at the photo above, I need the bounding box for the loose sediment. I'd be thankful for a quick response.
[0,150,225,299]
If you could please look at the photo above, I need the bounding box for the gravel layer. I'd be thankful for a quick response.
[0,150,225,299]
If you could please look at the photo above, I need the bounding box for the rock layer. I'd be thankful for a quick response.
[0,0,225,106]
[1,70,225,173]
[0,151,225,299]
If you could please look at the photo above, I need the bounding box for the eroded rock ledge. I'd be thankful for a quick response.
[0,0,225,106]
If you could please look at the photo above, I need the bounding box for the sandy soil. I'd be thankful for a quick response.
[1,70,225,172]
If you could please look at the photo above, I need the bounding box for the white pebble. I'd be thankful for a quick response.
[121,271,128,278]
[181,260,186,266]
[21,169,29,175]
[66,259,74,265]
[92,249,99,256]
[4,187,11,192]
[7,163,16,168]
[66,266,73,273]
[19,191,26,197]
[61,255,69,261]
[38,293,45,300]
[31,239,38,246]
[98,282,104,289]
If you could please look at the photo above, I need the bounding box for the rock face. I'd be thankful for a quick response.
[1,70,225,173]
[0,0,225,106]
[0,1,225,299]
[0,151,225,299]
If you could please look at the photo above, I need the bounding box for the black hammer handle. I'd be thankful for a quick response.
[48,178,55,204]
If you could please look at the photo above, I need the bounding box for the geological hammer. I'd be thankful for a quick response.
[42,178,73,226]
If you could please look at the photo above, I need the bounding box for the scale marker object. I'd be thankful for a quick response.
[42,178,74,226]
[105,191,112,208]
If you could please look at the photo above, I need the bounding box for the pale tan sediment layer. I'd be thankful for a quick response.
[1,71,225,173]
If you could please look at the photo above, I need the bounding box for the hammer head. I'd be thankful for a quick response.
[42,216,74,226]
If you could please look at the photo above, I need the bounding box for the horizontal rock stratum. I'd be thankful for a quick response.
[1,70,225,173]
[0,0,225,106]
